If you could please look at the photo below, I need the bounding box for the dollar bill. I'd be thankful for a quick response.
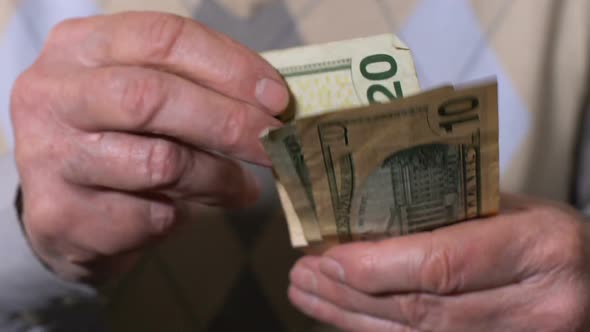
[261,34,421,247]
[262,125,322,243]
[296,83,500,242]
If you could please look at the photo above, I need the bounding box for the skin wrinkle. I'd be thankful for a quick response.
[0,1,19,36]
[290,285,409,332]
[11,12,281,283]
[116,71,170,133]
[76,13,287,117]
[143,13,188,64]
[289,193,590,331]
[417,234,456,295]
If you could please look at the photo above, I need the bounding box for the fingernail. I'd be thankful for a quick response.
[256,78,289,114]
[320,257,346,282]
[149,201,175,233]
[291,266,317,292]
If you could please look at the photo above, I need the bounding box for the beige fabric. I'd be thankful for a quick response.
[0,137,8,156]
[0,130,6,156]
[0,0,17,157]
[97,0,195,17]
[217,0,276,18]
[0,0,17,41]
[293,0,419,44]
[477,0,590,199]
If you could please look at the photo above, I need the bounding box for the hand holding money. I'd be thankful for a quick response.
[288,194,590,332]
[261,35,499,247]
[10,12,290,281]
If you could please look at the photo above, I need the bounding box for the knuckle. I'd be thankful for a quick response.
[117,72,167,128]
[10,69,31,104]
[47,18,84,45]
[144,139,184,187]
[218,107,247,152]
[352,249,380,292]
[142,13,186,62]
[419,239,459,294]
[10,68,42,116]
[10,67,62,160]
[24,194,69,242]
[10,72,31,121]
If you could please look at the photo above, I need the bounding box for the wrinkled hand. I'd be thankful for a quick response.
[289,194,590,332]
[10,12,289,282]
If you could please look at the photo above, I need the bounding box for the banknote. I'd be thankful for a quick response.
[296,83,500,243]
[262,125,322,243]
[261,34,421,247]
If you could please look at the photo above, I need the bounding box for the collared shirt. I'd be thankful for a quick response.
[0,0,588,331]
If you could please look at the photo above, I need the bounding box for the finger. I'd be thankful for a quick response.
[63,132,259,208]
[47,12,289,114]
[27,186,179,282]
[291,256,444,329]
[288,285,409,332]
[319,213,538,295]
[291,257,403,321]
[26,185,178,267]
[61,190,177,257]
[291,257,535,332]
[59,66,281,165]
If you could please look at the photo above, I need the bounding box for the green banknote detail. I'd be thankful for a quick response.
[261,34,421,247]
[297,83,499,243]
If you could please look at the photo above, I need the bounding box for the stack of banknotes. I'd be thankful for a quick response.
[260,34,499,248]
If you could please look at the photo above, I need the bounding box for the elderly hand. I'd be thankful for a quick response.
[289,194,590,332]
[10,12,289,282]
